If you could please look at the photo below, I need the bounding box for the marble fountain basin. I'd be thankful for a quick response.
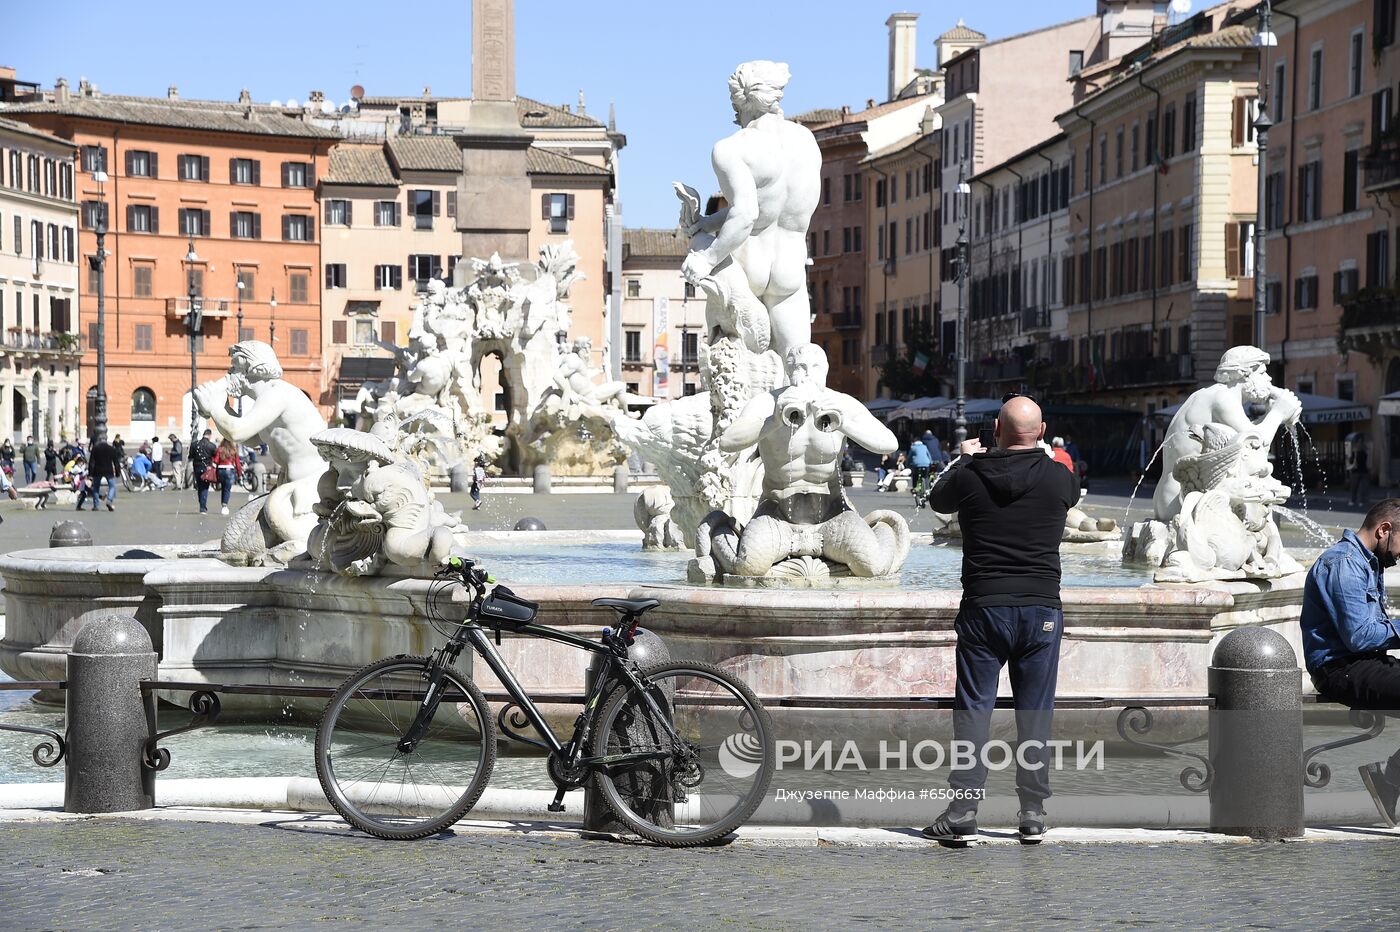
[0,533,1312,744]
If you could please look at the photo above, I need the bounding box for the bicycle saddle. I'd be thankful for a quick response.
[591,597,660,615]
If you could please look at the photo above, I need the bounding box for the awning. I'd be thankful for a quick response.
[336,356,397,386]
[1379,391,1400,417]
[886,397,952,420]
[925,398,1003,422]
[1153,391,1371,425]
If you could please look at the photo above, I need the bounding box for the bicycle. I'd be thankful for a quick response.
[911,467,932,513]
[314,556,776,847]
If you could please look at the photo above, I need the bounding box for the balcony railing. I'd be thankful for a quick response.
[1363,142,1400,192]
[1030,353,1194,393]
[1,329,84,356]
[165,297,235,319]
[1339,289,1400,355]
[834,311,863,331]
[1022,307,1052,332]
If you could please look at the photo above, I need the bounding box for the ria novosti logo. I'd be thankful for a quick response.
[717,732,766,778]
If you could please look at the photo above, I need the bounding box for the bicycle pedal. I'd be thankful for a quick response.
[546,801,566,813]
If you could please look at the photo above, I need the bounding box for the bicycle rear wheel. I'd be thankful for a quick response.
[592,661,774,847]
[315,655,496,840]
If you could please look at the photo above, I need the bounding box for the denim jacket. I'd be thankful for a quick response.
[1300,530,1400,671]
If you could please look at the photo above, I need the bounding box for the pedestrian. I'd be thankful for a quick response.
[923,395,1079,845]
[909,435,933,493]
[212,438,241,516]
[86,434,120,512]
[1301,499,1400,826]
[167,434,184,489]
[112,434,126,459]
[68,454,91,509]
[921,429,947,469]
[1348,433,1371,508]
[150,435,164,481]
[470,455,488,510]
[43,441,58,482]
[57,437,72,465]
[21,435,39,485]
[0,438,14,469]
[191,429,218,514]
[1050,437,1074,472]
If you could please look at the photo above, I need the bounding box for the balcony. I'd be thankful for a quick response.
[674,353,702,370]
[1339,289,1400,356]
[1102,353,1195,388]
[1022,307,1052,332]
[1363,141,1400,193]
[870,345,893,367]
[1,329,84,357]
[834,311,863,331]
[622,353,647,369]
[164,297,236,320]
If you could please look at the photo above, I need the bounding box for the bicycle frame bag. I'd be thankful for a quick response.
[479,585,539,633]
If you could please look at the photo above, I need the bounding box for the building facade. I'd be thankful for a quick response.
[0,116,81,443]
[3,81,338,439]
[619,228,705,400]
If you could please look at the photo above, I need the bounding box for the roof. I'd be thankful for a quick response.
[810,94,935,133]
[862,131,930,164]
[0,115,75,149]
[517,96,603,129]
[387,134,459,172]
[790,108,844,126]
[623,228,687,259]
[939,19,986,41]
[1069,22,1256,116]
[324,144,398,186]
[525,147,610,176]
[0,94,340,139]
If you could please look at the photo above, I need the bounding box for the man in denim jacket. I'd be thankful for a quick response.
[1301,499,1400,825]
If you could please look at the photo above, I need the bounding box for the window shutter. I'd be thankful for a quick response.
[282,162,291,187]
[406,260,413,285]
[1294,277,1305,308]
[126,205,135,231]
[202,209,210,235]
[542,193,550,219]
[1334,270,1345,303]
[381,321,396,343]
[432,190,440,216]
[1232,98,1244,147]
[125,150,134,175]
[394,266,402,290]
[283,215,290,241]
[373,267,381,291]
[307,161,315,188]
[148,152,158,179]
[200,156,210,181]
[324,200,332,224]
[345,200,353,226]
[230,211,239,237]
[151,206,159,235]
[307,215,315,242]
[395,202,402,226]
[251,160,260,185]
[566,193,576,219]
[332,320,346,343]
[447,191,456,218]
[252,213,261,239]
[1224,222,1240,278]
[326,265,334,288]
[230,157,239,182]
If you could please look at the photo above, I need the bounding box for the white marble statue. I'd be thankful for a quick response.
[1124,346,1303,582]
[196,341,329,562]
[634,486,684,551]
[694,345,910,583]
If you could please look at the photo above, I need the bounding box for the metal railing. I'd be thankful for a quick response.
[1,329,83,355]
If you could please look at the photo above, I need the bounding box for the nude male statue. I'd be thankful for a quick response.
[678,60,821,359]
[193,341,328,547]
[713,344,903,576]
[1153,345,1301,523]
[553,337,628,416]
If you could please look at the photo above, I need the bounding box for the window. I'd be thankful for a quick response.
[134,324,153,352]
[231,211,259,239]
[823,230,830,255]
[1179,222,1194,282]
[1273,62,1287,123]
[1344,150,1360,213]
[178,154,209,182]
[375,200,401,226]
[282,161,310,188]
[626,278,641,298]
[854,172,863,201]
[1145,110,1157,166]
[289,272,309,304]
[282,214,311,242]
[1296,161,1322,223]
[1115,127,1124,179]
[126,150,154,178]
[842,227,852,253]
[843,173,852,202]
[409,254,438,286]
[324,199,350,226]
[325,264,347,289]
[1131,123,1140,172]
[178,208,209,237]
[133,267,153,297]
[187,268,204,296]
[62,227,75,263]
[237,269,255,299]
[1351,30,1365,97]
[127,204,154,233]
[81,200,108,230]
[1068,50,1084,76]
[1182,93,1198,152]
[1264,170,1285,230]
[822,177,831,205]
[1372,87,1394,145]
[131,388,156,422]
[1308,47,1323,111]
[1232,96,1259,146]
[875,179,886,208]
[1162,106,1177,159]
[237,326,254,342]
[1098,135,1107,185]
[1334,266,1360,302]
[374,265,402,290]
[289,328,308,355]
[410,189,438,230]
[624,330,642,362]
[1338,375,1357,402]
[544,193,572,234]
[80,145,107,173]
[230,158,259,185]
[684,281,696,299]
[1295,273,1320,309]
[1367,229,1392,287]
[1224,222,1256,279]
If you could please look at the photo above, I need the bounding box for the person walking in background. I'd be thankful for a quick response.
[1348,433,1371,508]
[112,434,126,460]
[921,429,947,469]
[87,434,120,512]
[191,429,218,514]
[470,455,488,510]
[1301,500,1400,826]
[212,438,241,516]
[43,441,58,483]
[150,436,164,482]
[923,395,1078,845]
[167,434,185,488]
[21,436,39,485]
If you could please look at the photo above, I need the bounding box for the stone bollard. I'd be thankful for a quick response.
[612,465,629,494]
[1208,626,1304,838]
[49,521,92,548]
[65,615,157,813]
[583,628,671,833]
[513,517,546,532]
[250,461,268,493]
[448,463,471,493]
[533,464,551,494]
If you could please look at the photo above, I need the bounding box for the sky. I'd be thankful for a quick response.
[8,0,1101,228]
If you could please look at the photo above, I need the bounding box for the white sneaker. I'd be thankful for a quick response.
[220,506,229,516]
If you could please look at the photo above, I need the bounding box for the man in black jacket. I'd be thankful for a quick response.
[190,429,218,514]
[85,435,121,512]
[922,395,1078,845]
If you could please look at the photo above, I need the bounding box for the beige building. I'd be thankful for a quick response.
[619,229,705,400]
[0,115,82,444]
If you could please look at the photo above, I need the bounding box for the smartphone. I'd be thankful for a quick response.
[977,428,995,450]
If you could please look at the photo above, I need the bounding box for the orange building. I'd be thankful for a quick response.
[4,80,338,438]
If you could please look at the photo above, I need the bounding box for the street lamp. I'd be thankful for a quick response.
[954,162,972,444]
[183,237,201,450]
[88,170,109,443]
[1253,1,1277,350]
[268,289,277,347]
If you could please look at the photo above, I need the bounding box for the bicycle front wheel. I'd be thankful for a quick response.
[315,655,496,840]
[592,661,774,847]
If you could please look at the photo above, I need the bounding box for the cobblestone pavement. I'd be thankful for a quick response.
[0,817,1397,930]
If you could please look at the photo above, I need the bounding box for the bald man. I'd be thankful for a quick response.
[922,395,1079,845]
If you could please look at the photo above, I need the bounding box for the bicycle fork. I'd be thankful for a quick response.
[396,647,461,754]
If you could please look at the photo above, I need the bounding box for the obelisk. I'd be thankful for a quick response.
[457,0,533,264]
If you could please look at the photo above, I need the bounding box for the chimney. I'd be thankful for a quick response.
[577,89,587,116]
[309,89,324,105]
[886,12,919,102]
[238,88,251,104]
[54,77,70,105]
[608,100,616,132]
[167,84,178,100]
[920,104,937,136]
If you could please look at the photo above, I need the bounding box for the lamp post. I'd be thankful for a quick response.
[954,162,972,444]
[268,290,277,347]
[183,237,201,450]
[1253,1,1277,350]
[88,171,109,443]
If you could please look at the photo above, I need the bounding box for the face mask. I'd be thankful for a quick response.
[1380,529,1399,570]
